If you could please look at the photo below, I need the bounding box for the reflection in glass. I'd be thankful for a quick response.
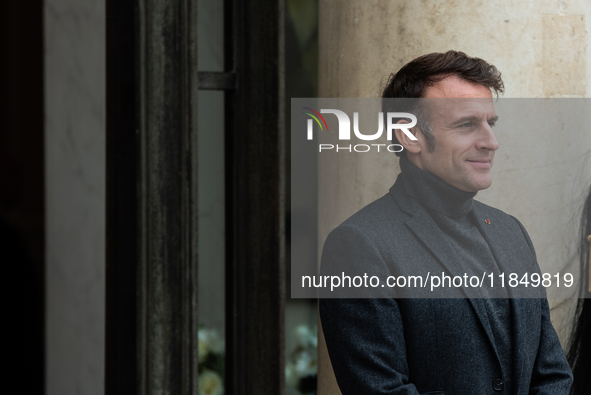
[198,88,226,393]
[198,0,225,389]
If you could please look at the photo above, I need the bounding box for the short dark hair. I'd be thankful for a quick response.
[382,50,504,156]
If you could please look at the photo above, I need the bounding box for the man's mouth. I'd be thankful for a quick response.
[466,159,492,168]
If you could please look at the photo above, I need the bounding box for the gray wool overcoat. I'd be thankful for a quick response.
[319,176,573,395]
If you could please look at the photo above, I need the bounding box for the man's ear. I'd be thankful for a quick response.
[394,120,421,154]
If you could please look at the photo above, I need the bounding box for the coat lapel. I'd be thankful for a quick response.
[471,202,542,392]
[471,202,542,298]
[471,203,518,296]
[390,182,501,364]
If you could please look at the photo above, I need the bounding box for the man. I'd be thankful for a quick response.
[319,51,573,394]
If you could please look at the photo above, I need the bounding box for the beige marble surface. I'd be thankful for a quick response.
[45,0,105,394]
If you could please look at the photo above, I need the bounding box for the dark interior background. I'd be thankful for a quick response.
[1,1,45,393]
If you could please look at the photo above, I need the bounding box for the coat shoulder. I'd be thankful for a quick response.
[335,192,406,234]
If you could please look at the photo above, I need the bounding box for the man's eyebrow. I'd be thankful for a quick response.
[450,115,499,126]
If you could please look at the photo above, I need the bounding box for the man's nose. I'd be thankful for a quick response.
[477,124,500,151]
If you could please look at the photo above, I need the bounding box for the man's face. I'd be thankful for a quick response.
[410,76,499,192]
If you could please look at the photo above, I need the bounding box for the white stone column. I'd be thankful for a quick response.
[317,1,591,393]
[45,0,105,394]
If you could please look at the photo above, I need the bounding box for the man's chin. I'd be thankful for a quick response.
[473,178,493,192]
[460,176,493,192]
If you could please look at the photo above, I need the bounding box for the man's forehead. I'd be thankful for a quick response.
[436,98,496,115]
[423,75,493,99]
[426,99,497,127]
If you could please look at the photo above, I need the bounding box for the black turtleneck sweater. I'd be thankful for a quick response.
[399,155,514,391]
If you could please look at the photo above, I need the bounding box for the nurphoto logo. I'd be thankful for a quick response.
[303,107,417,153]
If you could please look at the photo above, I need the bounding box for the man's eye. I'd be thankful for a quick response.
[488,122,496,127]
[460,122,472,128]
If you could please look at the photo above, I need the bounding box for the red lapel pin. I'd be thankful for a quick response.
[484,219,491,224]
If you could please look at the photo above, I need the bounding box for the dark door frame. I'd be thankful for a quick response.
[106,0,285,393]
